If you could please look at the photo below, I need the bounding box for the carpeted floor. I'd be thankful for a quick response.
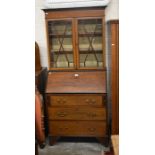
[38,137,109,155]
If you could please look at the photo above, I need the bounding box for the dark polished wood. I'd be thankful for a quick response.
[35,143,38,155]
[35,67,47,95]
[46,71,106,93]
[108,20,119,24]
[49,136,58,146]
[43,7,105,19]
[49,121,106,137]
[35,89,45,146]
[108,20,119,134]
[45,76,107,145]
[35,42,42,72]
[48,107,106,120]
[35,42,48,95]
[97,137,109,146]
[44,7,108,145]
[35,43,48,137]
[48,94,105,107]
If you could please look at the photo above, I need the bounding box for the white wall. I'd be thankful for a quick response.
[35,0,119,67]
[105,0,119,21]
[35,0,48,67]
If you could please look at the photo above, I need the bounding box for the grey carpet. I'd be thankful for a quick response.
[38,142,106,155]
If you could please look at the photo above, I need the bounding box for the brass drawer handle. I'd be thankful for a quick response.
[85,99,89,103]
[85,99,96,104]
[57,114,65,117]
[88,128,96,132]
[57,112,67,117]
[57,99,66,104]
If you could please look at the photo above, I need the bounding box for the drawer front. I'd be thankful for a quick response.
[49,95,77,106]
[49,121,106,137]
[48,107,106,120]
[78,95,104,106]
[48,95,105,107]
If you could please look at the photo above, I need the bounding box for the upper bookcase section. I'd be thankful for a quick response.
[44,0,110,9]
[43,7,106,70]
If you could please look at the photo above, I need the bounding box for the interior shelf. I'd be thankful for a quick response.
[49,32,102,38]
[51,49,102,54]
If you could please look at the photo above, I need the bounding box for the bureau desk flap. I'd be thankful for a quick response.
[46,71,106,93]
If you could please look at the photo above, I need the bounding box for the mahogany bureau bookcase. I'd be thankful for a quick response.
[43,7,108,145]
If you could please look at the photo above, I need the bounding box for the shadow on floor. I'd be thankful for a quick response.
[38,137,110,155]
[57,137,99,143]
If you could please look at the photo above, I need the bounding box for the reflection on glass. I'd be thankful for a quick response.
[48,20,73,68]
[78,19,103,68]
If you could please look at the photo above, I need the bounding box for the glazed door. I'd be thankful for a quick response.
[46,18,105,70]
[77,18,105,69]
[47,19,76,69]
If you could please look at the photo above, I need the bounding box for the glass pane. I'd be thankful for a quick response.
[48,20,74,68]
[78,19,103,68]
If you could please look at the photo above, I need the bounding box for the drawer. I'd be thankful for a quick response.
[49,121,106,137]
[48,107,106,120]
[48,94,105,107]
[78,95,104,106]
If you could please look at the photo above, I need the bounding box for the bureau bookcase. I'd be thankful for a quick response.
[43,7,108,145]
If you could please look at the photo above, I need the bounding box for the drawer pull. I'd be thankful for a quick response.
[85,99,96,105]
[57,99,66,104]
[88,128,96,132]
[57,112,67,117]
[85,99,89,103]
[57,114,65,117]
